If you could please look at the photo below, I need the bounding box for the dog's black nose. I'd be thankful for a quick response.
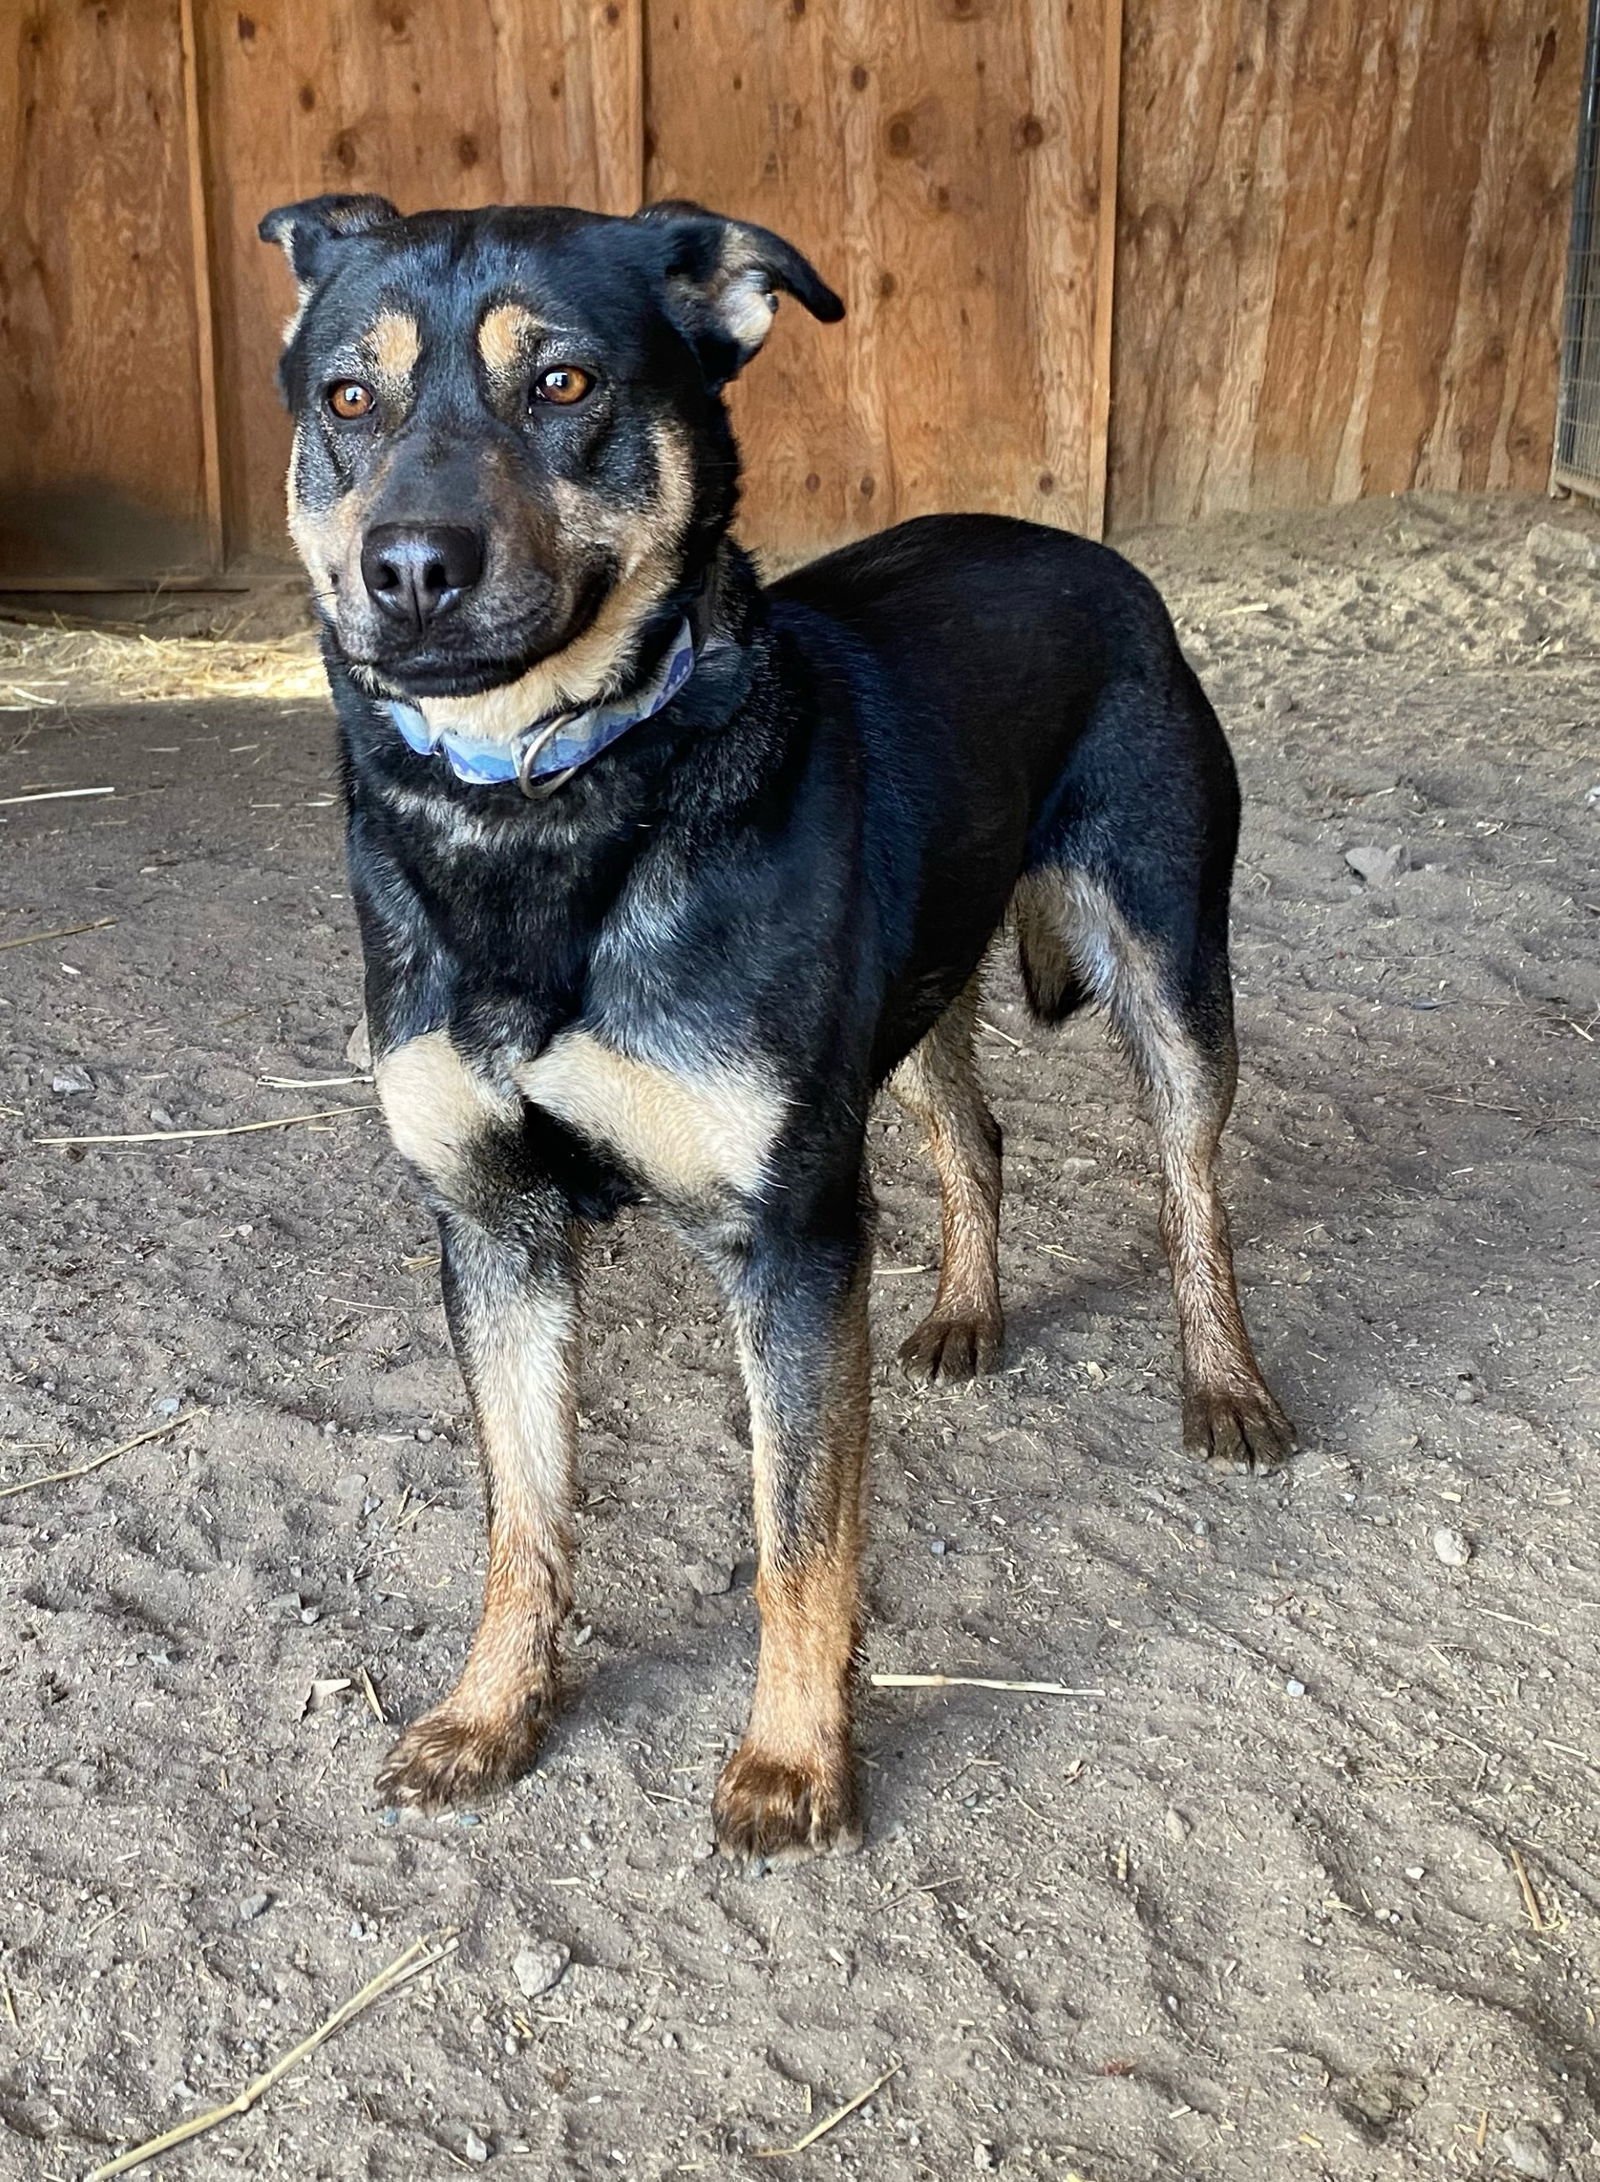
[360,524,485,631]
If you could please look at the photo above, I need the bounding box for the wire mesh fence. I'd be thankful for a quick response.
[1555,0,1600,495]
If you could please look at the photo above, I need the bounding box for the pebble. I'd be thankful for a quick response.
[155,1396,183,1416]
[51,1068,93,1095]
[1165,1806,1193,1845]
[1527,518,1600,570]
[929,1538,947,1556]
[973,2145,998,2173]
[238,1892,271,1922]
[1404,1865,1425,1882]
[1432,1525,1472,1567]
[1344,843,1406,886]
[346,1016,373,1070]
[512,1940,570,1999]
[1452,1379,1478,1405]
[1285,1678,1307,1698]
[149,1104,178,1130]
[463,2127,491,2165]
[1497,2124,1557,2180]
[684,1560,733,1597]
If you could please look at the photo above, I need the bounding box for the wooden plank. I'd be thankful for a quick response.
[1110,0,1585,527]
[646,0,1112,556]
[179,0,225,568]
[0,1,213,582]
[198,1,646,565]
[1088,0,1125,537]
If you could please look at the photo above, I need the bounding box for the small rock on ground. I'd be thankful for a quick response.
[512,1940,569,1999]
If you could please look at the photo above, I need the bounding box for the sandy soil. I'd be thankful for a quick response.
[0,492,1597,2182]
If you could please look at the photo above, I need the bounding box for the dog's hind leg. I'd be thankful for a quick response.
[888,975,1005,1382]
[1016,866,1294,1472]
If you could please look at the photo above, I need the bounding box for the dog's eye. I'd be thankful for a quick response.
[533,366,592,408]
[327,381,375,421]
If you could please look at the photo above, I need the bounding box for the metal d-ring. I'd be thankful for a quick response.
[515,709,581,801]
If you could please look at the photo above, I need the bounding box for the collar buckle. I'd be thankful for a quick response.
[514,709,581,800]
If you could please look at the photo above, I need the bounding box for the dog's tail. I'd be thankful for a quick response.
[1010,869,1094,1026]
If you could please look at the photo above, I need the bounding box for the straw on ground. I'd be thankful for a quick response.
[85,1933,457,2180]
[871,1673,1107,1697]
[754,2062,902,2159]
[0,916,117,952]
[0,1408,206,1504]
[36,1103,375,1147]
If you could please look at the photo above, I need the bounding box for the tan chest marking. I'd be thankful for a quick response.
[516,1030,786,1202]
[375,1030,517,1192]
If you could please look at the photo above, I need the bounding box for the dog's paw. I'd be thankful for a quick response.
[898,1309,1003,1384]
[1183,1382,1296,1475]
[374,1696,549,1811]
[712,1742,861,1864]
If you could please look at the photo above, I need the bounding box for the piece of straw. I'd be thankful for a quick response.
[0,916,117,953]
[36,1103,374,1147]
[0,785,115,806]
[0,1407,206,1504]
[870,1673,1106,1697]
[258,1073,371,1090]
[1508,1846,1547,1934]
[85,1933,457,2180]
[754,2063,902,2159]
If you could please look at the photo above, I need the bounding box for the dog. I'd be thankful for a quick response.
[260,193,1294,1859]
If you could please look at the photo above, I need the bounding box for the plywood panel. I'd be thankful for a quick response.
[646,0,1114,554]
[1110,0,1584,528]
[199,0,643,563]
[0,0,212,579]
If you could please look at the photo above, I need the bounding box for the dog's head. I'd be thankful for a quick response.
[260,196,842,728]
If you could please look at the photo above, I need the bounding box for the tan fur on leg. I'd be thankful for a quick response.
[377,1235,579,1807]
[714,1253,870,1859]
[889,977,1004,1381]
[1022,868,1293,1470]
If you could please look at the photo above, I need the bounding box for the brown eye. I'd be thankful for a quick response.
[327,381,374,420]
[533,365,592,407]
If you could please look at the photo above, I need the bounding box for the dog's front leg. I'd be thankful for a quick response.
[711,1208,873,1861]
[376,1205,580,1810]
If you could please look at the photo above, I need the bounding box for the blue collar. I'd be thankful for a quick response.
[386,616,698,797]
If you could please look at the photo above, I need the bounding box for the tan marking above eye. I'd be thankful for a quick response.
[366,309,421,403]
[534,366,592,406]
[478,301,543,385]
[328,380,374,420]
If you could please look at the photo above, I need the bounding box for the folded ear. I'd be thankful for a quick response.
[258,193,400,287]
[634,201,844,388]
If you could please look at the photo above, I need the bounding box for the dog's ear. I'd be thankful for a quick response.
[258,193,400,287]
[634,201,844,387]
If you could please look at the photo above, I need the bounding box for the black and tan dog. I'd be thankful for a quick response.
[260,193,1293,1859]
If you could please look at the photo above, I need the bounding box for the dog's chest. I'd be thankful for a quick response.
[515,1030,784,1202]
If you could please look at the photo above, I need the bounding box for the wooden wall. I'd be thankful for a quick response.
[1110,0,1585,527]
[645,0,1117,550]
[0,1,216,581]
[0,0,1584,586]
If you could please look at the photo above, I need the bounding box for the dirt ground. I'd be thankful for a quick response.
[1,492,1597,2182]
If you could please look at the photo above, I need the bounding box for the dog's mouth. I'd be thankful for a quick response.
[340,562,616,705]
